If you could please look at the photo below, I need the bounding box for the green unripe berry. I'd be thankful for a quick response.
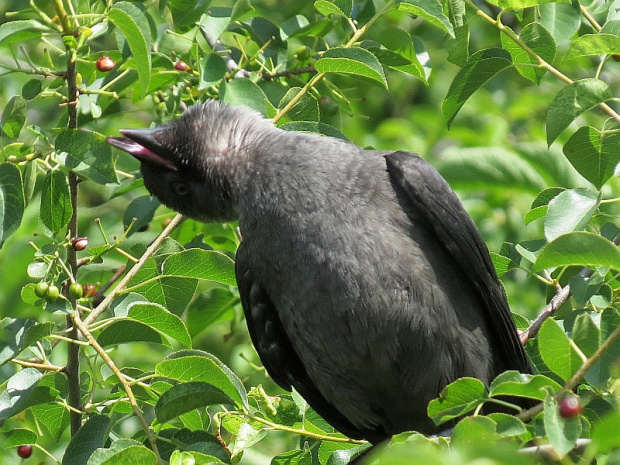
[35,281,50,298]
[69,282,83,299]
[46,285,60,302]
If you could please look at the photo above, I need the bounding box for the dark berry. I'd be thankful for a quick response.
[82,283,97,298]
[34,282,50,299]
[174,60,190,71]
[612,54,620,62]
[17,444,32,458]
[71,236,88,251]
[96,56,116,72]
[559,395,582,419]
[137,224,149,232]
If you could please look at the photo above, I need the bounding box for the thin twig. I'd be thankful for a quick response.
[464,0,620,125]
[518,322,620,422]
[72,313,163,464]
[83,213,184,327]
[272,0,396,124]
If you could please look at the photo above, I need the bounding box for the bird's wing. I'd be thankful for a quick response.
[235,243,375,440]
[385,151,530,374]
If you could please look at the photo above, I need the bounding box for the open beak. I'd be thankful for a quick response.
[107,128,178,171]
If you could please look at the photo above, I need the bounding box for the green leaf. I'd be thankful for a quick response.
[0,368,42,421]
[62,416,110,465]
[543,396,581,458]
[124,256,197,316]
[487,413,528,438]
[537,319,582,381]
[534,232,620,271]
[199,53,227,89]
[564,33,620,60]
[572,312,600,359]
[397,0,454,37]
[187,288,238,336]
[544,188,599,242]
[490,252,511,276]
[599,308,620,383]
[489,371,561,401]
[0,163,25,248]
[162,249,236,286]
[4,428,38,447]
[562,122,620,189]
[123,195,159,234]
[442,49,513,127]
[367,28,427,81]
[155,352,248,408]
[22,79,43,100]
[427,377,487,425]
[315,0,348,17]
[315,47,387,88]
[97,320,169,347]
[277,88,319,125]
[451,416,499,448]
[168,0,212,32]
[87,438,157,465]
[0,19,46,45]
[220,79,269,116]
[56,130,119,185]
[487,0,569,9]
[127,302,191,347]
[591,413,620,453]
[109,2,151,98]
[40,170,72,234]
[231,0,254,21]
[1,96,27,139]
[31,401,70,442]
[155,382,235,423]
[435,147,546,193]
[501,22,555,83]
[538,3,581,44]
[546,79,613,146]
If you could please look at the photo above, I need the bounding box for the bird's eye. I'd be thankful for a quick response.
[173,182,189,196]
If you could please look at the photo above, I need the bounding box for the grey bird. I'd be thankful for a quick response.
[107,101,530,443]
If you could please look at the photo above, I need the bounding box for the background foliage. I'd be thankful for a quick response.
[1,0,620,464]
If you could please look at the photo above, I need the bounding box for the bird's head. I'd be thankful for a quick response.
[107,101,269,223]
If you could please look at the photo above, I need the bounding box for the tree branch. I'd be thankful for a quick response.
[83,213,184,327]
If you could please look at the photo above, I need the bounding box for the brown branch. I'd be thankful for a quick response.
[53,0,83,436]
[519,267,593,345]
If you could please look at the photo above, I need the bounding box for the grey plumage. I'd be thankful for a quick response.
[107,101,530,443]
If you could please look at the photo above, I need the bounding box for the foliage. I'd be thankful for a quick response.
[0,0,619,464]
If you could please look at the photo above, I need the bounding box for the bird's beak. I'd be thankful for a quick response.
[107,128,178,171]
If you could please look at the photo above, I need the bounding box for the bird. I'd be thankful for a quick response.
[107,100,531,444]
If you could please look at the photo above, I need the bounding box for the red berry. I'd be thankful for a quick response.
[559,395,582,419]
[71,236,88,251]
[96,56,116,72]
[82,283,97,298]
[162,218,172,228]
[17,444,32,458]
[174,60,190,71]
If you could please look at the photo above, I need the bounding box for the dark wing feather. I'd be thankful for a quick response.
[385,151,530,375]
[235,243,379,441]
